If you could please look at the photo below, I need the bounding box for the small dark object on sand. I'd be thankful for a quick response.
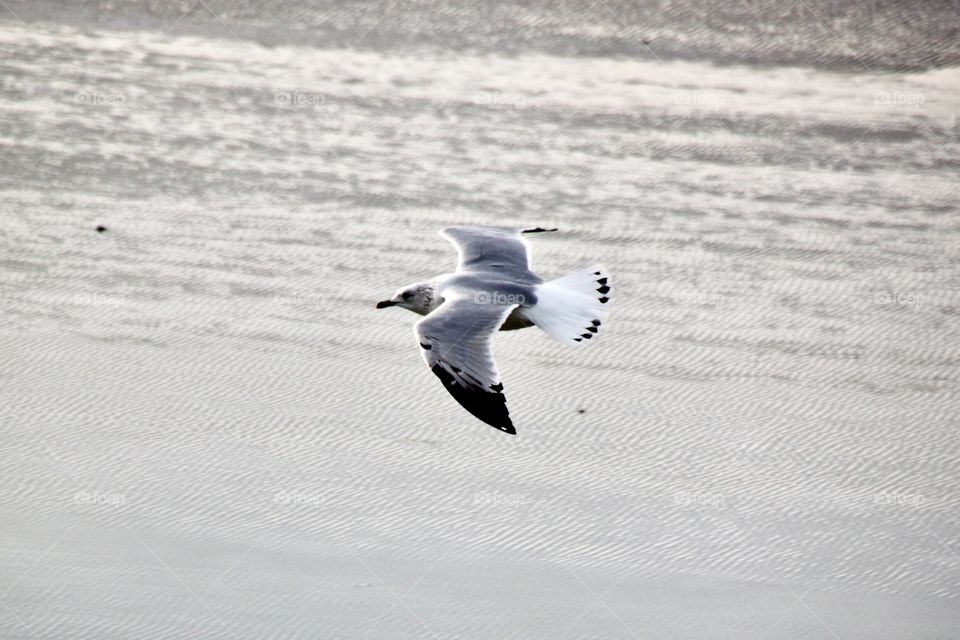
[577,408,586,414]
[96,225,107,233]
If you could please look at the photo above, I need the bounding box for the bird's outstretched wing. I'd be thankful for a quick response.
[414,294,518,434]
[439,226,555,278]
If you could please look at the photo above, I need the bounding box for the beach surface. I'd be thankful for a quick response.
[1,2,959,638]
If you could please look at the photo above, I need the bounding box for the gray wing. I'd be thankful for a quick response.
[439,225,556,276]
[414,294,518,434]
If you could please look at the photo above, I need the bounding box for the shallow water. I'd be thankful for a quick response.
[1,13,959,640]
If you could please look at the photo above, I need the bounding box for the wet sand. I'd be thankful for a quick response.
[1,4,959,639]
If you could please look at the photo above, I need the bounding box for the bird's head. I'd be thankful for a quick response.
[376,281,439,316]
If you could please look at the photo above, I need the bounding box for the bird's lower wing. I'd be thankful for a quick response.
[414,295,518,434]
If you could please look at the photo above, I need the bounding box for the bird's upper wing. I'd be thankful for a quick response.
[439,225,555,277]
[414,293,518,434]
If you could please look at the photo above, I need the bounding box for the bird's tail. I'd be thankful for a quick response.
[526,265,612,345]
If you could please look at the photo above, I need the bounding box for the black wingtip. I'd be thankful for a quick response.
[430,364,515,434]
[521,227,558,234]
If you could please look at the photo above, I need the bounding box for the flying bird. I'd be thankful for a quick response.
[376,225,612,435]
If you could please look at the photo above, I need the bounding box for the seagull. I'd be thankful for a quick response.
[376,225,612,435]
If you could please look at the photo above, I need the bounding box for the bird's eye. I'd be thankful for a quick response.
[402,292,413,300]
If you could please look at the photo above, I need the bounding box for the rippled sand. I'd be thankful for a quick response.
[1,10,959,640]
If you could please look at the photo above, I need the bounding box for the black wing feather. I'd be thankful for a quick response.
[430,364,514,434]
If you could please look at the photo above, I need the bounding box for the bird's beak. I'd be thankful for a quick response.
[376,299,396,309]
